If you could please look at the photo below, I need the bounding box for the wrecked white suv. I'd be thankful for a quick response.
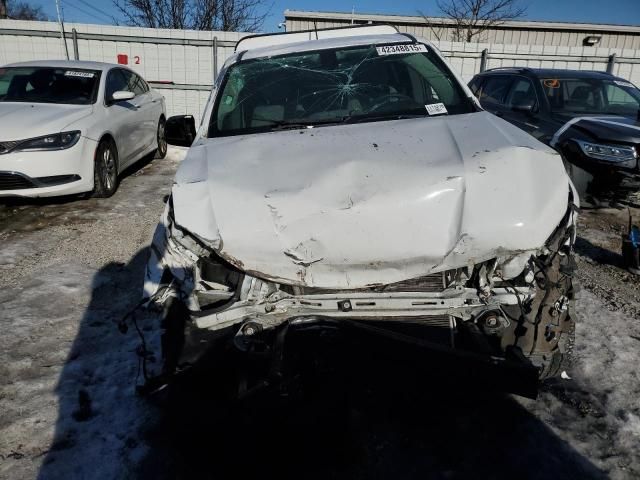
[143,26,578,398]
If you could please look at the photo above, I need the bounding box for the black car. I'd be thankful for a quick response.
[469,68,640,204]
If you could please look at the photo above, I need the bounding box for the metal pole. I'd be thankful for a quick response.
[480,48,488,73]
[54,0,69,60]
[72,28,79,60]
[213,36,218,83]
[607,53,616,74]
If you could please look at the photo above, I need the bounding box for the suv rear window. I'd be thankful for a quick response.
[209,43,475,137]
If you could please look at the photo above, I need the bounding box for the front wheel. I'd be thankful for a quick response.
[92,139,119,198]
[156,117,167,159]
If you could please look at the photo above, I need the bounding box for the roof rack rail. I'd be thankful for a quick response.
[235,24,399,52]
[483,66,530,73]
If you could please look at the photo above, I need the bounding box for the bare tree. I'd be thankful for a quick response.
[4,0,48,20]
[113,0,270,32]
[417,11,447,41]
[430,0,527,42]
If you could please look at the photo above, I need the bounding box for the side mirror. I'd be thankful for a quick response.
[111,90,135,102]
[165,115,196,147]
[512,102,535,114]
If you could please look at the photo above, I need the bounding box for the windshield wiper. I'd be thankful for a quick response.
[251,118,339,131]
[271,121,315,130]
[341,111,428,124]
[251,112,428,131]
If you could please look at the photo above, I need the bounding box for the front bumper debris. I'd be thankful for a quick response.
[139,193,577,398]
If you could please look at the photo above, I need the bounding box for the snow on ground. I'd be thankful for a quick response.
[0,150,180,479]
[0,147,639,479]
[520,288,640,479]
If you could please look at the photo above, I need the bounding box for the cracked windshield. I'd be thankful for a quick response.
[210,43,475,136]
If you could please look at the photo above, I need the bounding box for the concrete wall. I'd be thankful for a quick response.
[0,19,246,124]
[285,10,640,49]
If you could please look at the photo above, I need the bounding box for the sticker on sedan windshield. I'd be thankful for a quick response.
[64,71,95,78]
[614,80,634,88]
[376,44,427,55]
[425,103,448,116]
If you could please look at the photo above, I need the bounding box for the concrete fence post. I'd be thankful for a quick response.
[72,28,79,60]
[480,48,488,73]
[213,36,218,83]
[606,53,616,74]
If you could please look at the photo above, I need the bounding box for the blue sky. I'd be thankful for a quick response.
[30,0,640,32]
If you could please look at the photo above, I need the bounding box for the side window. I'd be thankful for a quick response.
[119,70,136,95]
[129,73,148,95]
[563,79,603,111]
[105,69,129,101]
[604,83,639,115]
[505,77,537,109]
[479,75,512,105]
[604,84,636,106]
[468,76,484,97]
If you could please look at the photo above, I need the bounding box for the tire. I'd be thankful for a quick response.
[92,138,119,198]
[156,117,167,159]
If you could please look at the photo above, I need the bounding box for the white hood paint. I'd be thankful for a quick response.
[171,111,570,288]
[0,102,93,140]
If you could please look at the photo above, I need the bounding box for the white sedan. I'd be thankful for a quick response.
[0,60,167,198]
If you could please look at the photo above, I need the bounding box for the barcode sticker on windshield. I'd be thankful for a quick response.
[614,80,634,88]
[376,44,427,55]
[64,71,95,78]
[425,103,448,116]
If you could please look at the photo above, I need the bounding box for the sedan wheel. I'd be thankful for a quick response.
[93,139,119,198]
[157,117,167,159]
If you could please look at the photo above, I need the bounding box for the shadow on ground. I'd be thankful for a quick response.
[137,359,607,480]
[35,248,158,479]
[140,326,607,478]
[575,236,622,269]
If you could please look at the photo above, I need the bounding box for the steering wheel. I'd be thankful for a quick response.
[367,93,418,112]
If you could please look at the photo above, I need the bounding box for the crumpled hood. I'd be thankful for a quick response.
[0,102,93,140]
[554,114,640,145]
[172,111,570,288]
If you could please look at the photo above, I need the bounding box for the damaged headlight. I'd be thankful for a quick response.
[477,190,577,295]
[195,256,244,309]
[144,195,244,310]
[575,139,637,166]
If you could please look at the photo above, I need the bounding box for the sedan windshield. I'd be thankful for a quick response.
[209,43,475,137]
[0,67,101,105]
[541,77,640,117]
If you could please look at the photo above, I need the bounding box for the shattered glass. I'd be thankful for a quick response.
[210,44,475,136]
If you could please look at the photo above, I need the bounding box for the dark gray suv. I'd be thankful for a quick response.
[469,68,640,204]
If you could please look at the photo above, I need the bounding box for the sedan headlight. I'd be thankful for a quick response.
[575,139,636,165]
[10,131,81,153]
